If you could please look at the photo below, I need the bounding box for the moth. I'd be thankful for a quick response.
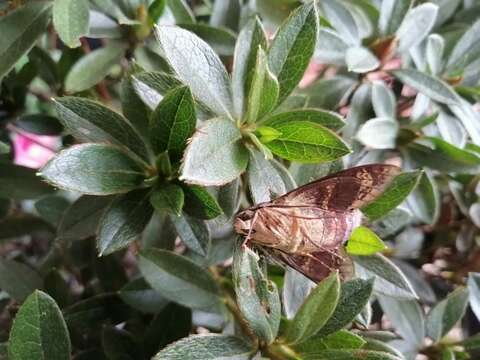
[234,164,401,282]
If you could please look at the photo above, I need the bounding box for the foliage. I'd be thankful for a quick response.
[1,0,480,359]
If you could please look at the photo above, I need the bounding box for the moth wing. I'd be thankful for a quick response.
[270,164,401,211]
[268,247,354,283]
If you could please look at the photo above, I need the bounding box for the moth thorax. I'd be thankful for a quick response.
[234,209,255,236]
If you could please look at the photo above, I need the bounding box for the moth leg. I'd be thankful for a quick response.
[243,210,259,248]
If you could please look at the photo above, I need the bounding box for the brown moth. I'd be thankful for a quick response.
[234,164,401,282]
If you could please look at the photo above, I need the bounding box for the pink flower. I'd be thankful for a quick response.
[13,133,59,168]
[299,62,325,88]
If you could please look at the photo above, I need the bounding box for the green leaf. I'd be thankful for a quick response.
[378,0,413,35]
[15,114,63,136]
[132,71,182,110]
[395,3,438,52]
[53,0,89,48]
[297,349,402,360]
[295,330,366,354]
[261,109,346,131]
[0,1,52,79]
[362,171,422,221]
[102,326,143,360]
[154,334,252,360]
[346,226,386,256]
[0,259,42,302]
[232,17,268,118]
[209,0,240,32]
[319,0,359,46]
[144,303,192,357]
[0,163,53,200]
[345,47,380,73]
[314,28,349,64]
[97,189,154,256]
[378,296,425,347]
[150,86,196,162]
[0,141,10,154]
[263,120,350,163]
[170,213,210,256]
[54,96,149,160]
[233,245,281,344]
[155,26,233,119]
[58,195,112,241]
[139,249,222,311]
[406,171,439,225]
[392,69,459,105]
[407,138,480,174]
[286,271,340,344]
[268,3,318,104]
[372,81,396,119]
[119,278,168,314]
[426,287,469,342]
[245,47,279,123]
[247,146,286,204]
[65,44,124,92]
[8,291,70,360]
[167,0,195,24]
[40,144,146,195]
[149,0,167,24]
[318,278,374,336]
[180,118,248,186]
[182,185,223,220]
[468,273,480,322]
[354,254,417,299]
[426,34,445,76]
[150,184,184,216]
[356,117,399,149]
[446,19,480,72]
[179,23,237,57]
[35,195,70,226]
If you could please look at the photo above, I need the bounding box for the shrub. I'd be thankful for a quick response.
[1,1,480,359]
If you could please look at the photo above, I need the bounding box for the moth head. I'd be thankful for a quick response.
[234,209,255,236]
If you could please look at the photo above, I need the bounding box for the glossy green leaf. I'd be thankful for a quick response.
[0,259,42,302]
[35,195,70,226]
[150,86,196,162]
[268,3,318,104]
[354,254,417,299]
[378,0,413,35]
[0,163,53,200]
[15,114,63,136]
[55,96,149,160]
[406,171,440,225]
[167,0,195,24]
[154,335,252,360]
[40,144,146,195]
[426,287,469,342]
[347,226,386,256]
[295,330,366,354]
[245,47,279,123]
[319,278,374,336]
[0,1,52,79]
[65,44,124,92]
[139,249,222,311]
[53,0,89,48]
[155,26,233,119]
[232,17,268,118]
[182,185,223,220]
[247,146,286,204]
[286,271,340,344]
[179,23,236,57]
[345,46,380,73]
[170,213,210,256]
[8,291,70,360]
[263,120,350,163]
[362,171,422,221]
[97,189,153,256]
[261,109,346,131]
[150,184,184,216]
[132,71,182,110]
[396,3,438,52]
[356,117,399,149]
[180,118,248,186]
[392,69,459,105]
[378,296,425,347]
[407,138,480,174]
[58,195,112,241]
[119,277,168,314]
[298,349,402,360]
[149,0,167,24]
